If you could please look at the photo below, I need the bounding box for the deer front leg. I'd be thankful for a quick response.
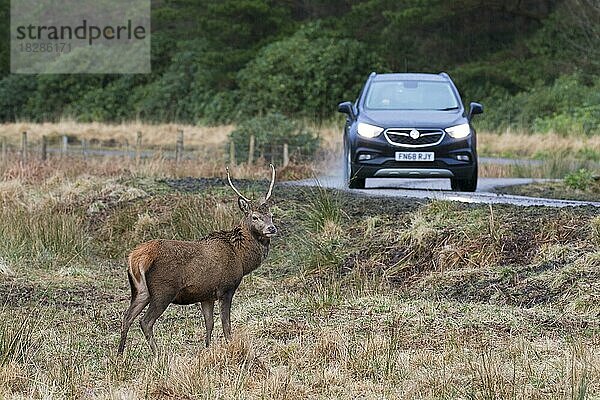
[200,300,215,347]
[220,290,235,342]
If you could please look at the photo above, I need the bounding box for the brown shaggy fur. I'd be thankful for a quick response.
[117,199,276,355]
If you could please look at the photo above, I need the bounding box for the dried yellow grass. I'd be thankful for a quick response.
[0,120,234,149]
[2,122,598,160]
[1,122,598,183]
[299,125,600,161]
[1,310,597,399]
[0,154,305,184]
[0,171,599,399]
[478,130,600,159]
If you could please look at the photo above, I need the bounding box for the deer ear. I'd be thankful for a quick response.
[238,197,251,214]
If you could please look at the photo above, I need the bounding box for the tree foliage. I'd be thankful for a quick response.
[229,114,319,163]
[0,0,596,134]
[237,24,378,120]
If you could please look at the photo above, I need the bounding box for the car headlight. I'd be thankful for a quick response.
[445,123,471,138]
[357,122,384,138]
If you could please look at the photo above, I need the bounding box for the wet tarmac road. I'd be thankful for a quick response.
[290,176,600,208]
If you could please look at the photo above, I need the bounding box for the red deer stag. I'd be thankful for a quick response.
[117,165,277,355]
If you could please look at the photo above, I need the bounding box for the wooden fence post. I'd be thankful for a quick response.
[136,131,142,162]
[248,135,255,165]
[175,129,184,165]
[21,131,27,164]
[283,143,289,167]
[62,135,68,157]
[229,141,236,165]
[41,136,47,161]
[82,139,88,160]
[124,139,131,160]
[1,137,6,162]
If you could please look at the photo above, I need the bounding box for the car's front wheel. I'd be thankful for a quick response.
[450,164,478,192]
[344,144,365,189]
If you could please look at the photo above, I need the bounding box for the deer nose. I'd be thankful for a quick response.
[265,226,277,235]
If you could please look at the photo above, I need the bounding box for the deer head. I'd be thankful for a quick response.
[226,164,277,238]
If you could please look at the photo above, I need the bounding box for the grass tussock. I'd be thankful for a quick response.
[170,195,239,240]
[497,178,600,202]
[351,201,508,282]
[302,185,344,232]
[0,205,88,266]
[0,311,41,369]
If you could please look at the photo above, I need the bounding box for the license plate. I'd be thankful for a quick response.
[395,152,435,162]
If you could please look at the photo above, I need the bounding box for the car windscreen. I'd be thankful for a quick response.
[364,80,460,110]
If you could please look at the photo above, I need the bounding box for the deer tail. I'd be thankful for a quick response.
[127,241,159,300]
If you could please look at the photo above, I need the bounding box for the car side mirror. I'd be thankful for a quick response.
[338,101,355,118]
[469,102,483,120]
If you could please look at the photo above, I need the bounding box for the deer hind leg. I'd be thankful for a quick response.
[220,290,235,342]
[140,294,172,354]
[200,300,215,347]
[118,272,150,355]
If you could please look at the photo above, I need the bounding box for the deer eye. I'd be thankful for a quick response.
[252,215,259,221]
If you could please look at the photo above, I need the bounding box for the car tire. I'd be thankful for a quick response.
[344,143,366,189]
[451,164,478,192]
[349,177,366,189]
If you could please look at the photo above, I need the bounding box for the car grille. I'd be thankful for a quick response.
[384,128,445,147]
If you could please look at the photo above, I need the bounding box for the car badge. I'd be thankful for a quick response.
[409,129,420,139]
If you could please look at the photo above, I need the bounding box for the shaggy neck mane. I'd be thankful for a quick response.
[219,219,270,275]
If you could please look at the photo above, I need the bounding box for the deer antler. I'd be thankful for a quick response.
[263,164,276,203]
[226,167,251,202]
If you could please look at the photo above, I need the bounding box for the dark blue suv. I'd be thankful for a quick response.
[338,72,483,191]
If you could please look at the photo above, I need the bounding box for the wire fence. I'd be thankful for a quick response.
[0,131,295,168]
